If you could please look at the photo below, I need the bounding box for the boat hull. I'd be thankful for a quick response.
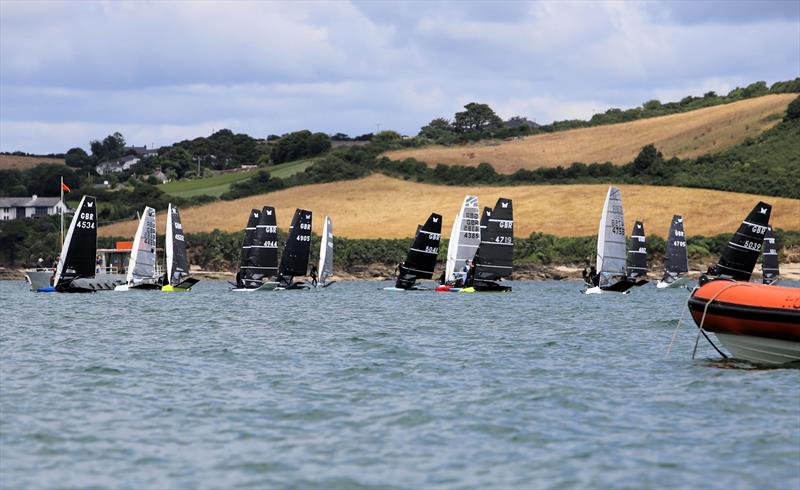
[687,279,800,365]
[24,270,55,291]
[656,276,692,289]
[55,274,127,293]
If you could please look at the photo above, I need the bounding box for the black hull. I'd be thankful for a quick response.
[473,279,512,292]
[601,279,637,293]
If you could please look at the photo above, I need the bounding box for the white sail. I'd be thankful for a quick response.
[165,203,174,283]
[318,216,333,285]
[596,186,627,282]
[125,206,158,285]
[445,195,480,281]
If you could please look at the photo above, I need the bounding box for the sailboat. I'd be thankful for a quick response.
[52,195,123,292]
[315,216,335,288]
[161,203,200,291]
[436,196,480,290]
[461,198,513,292]
[656,215,690,289]
[277,208,313,290]
[626,220,649,287]
[231,207,280,291]
[761,226,780,285]
[584,186,638,294]
[115,207,160,291]
[386,213,442,290]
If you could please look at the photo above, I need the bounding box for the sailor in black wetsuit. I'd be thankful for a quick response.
[310,264,318,287]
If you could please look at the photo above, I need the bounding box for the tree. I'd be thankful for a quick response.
[642,100,662,111]
[65,147,91,169]
[372,130,402,144]
[453,103,503,135]
[270,130,331,164]
[784,95,800,121]
[419,118,453,140]
[90,132,126,162]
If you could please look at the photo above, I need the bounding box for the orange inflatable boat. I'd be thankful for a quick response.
[688,278,800,364]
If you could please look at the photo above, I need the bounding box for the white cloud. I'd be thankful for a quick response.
[1,0,797,152]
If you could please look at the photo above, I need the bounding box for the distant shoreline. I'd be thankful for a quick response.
[4,262,798,282]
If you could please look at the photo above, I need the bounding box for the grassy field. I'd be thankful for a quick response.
[0,154,64,170]
[159,158,316,197]
[384,94,796,173]
[100,174,800,239]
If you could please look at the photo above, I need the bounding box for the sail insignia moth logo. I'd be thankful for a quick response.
[501,201,509,208]
[432,217,439,223]
[759,207,768,214]
[86,201,93,207]
[266,209,272,215]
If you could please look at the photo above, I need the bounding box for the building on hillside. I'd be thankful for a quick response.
[96,155,141,175]
[504,116,540,129]
[124,145,159,158]
[0,195,69,220]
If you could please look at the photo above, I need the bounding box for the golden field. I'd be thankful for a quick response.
[0,154,64,170]
[100,174,800,239]
[384,94,796,173]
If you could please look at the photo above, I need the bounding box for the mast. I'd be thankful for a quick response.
[60,176,64,248]
[762,225,780,284]
[318,216,333,285]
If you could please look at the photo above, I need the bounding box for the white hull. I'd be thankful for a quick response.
[382,286,430,291]
[231,282,279,292]
[656,276,692,289]
[714,333,800,365]
[582,286,630,295]
[24,269,55,291]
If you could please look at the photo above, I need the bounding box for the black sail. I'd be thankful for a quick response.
[279,209,312,278]
[250,206,279,280]
[238,209,260,284]
[474,198,513,281]
[54,195,97,289]
[710,201,771,281]
[626,220,647,278]
[762,225,780,284]
[400,213,442,280]
[663,214,688,280]
[168,204,191,285]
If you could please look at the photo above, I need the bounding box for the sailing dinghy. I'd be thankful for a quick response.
[386,213,442,290]
[460,198,513,292]
[436,196,480,291]
[584,186,637,294]
[761,226,780,285]
[115,207,161,291]
[626,220,649,287]
[316,216,335,288]
[277,209,313,290]
[52,195,123,292]
[161,203,200,291]
[656,215,691,289]
[231,207,280,291]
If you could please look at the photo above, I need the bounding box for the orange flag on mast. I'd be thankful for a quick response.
[61,182,71,192]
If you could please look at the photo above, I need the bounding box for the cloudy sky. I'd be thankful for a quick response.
[1,0,798,154]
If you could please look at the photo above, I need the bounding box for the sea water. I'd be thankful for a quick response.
[1,280,798,489]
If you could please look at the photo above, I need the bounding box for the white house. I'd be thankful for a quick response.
[96,155,141,175]
[0,195,69,220]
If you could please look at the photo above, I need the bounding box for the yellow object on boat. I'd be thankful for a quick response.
[161,284,190,292]
[458,287,476,293]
